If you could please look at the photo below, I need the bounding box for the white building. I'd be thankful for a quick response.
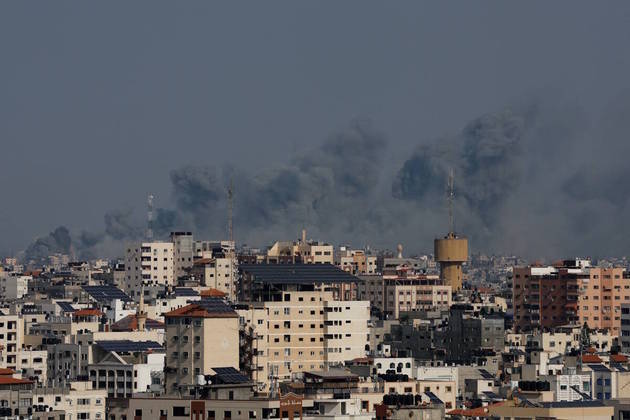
[124,242,174,302]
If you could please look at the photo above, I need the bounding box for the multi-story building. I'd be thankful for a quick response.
[0,313,24,371]
[124,241,174,302]
[336,247,377,275]
[513,259,629,334]
[0,274,30,299]
[163,299,239,396]
[32,382,107,420]
[191,257,237,300]
[266,231,334,265]
[237,290,370,389]
[171,232,194,281]
[358,274,451,318]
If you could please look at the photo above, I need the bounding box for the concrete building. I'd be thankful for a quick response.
[164,299,239,396]
[171,231,194,281]
[336,247,377,275]
[124,241,174,302]
[0,273,30,300]
[358,274,450,318]
[513,259,629,334]
[0,375,34,418]
[0,313,24,371]
[32,382,107,420]
[267,230,334,265]
[191,257,238,300]
[237,290,369,389]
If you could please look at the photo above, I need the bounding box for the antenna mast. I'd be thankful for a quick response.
[146,194,154,241]
[447,169,454,235]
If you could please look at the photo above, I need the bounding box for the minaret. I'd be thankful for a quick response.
[137,286,147,332]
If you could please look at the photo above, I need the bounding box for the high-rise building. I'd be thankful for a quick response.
[124,242,174,302]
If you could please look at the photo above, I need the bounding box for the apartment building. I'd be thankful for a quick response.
[0,274,30,299]
[336,247,377,275]
[0,313,24,371]
[164,299,239,396]
[190,257,237,300]
[237,290,369,388]
[358,274,451,318]
[32,382,107,420]
[513,259,630,334]
[171,232,194,281]
[124,241,174,302]
[266,231,334,265]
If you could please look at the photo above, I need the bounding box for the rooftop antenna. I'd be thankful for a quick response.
[146,194,154,241]
[447,168,455,236]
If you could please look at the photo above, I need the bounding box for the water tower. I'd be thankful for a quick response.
[434,170,468,290]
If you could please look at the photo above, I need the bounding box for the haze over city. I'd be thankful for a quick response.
[3,2,630,260]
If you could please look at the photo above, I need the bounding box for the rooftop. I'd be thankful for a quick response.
[165,299,237,318]
[240,263,358,285]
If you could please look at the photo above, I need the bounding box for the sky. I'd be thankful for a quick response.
[2,2,630,260]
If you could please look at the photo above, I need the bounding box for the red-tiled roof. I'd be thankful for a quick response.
[165,303,236,318]
[73,309,103,317]
[611,354,628,362]
[111,314,165,332]
[200,288,226,297]
[448,402,505,417]
[582,354,603,363]
[0,377,33,385]
[586,347,597,354]
[193,258,214,266]
[0,368,15,376]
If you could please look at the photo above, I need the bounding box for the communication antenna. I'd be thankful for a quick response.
[447,169,455,235]
[146,194,154,241]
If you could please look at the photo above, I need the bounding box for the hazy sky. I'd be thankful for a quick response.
[2,2,630,259]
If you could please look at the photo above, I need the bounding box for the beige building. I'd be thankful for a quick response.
[336,247,377,275]
[124,241,174,302]
[267,230,334,265]
[191,257,238,300]
[32,381,107,420]
[358,275,451,318]
[238,291,370,389]
[489,399,614,419]
[164,301,239,396]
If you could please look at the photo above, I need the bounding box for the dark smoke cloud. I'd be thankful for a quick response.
[24,226,73,263]
[21,93,630,262]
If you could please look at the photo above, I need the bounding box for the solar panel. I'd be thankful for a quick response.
[174,287,199,297]
[240,264,359,285]
[211,367,250,384]
[588,364,611,372]
[478,369,495,379]
[83,286,132,303]
[611,362,628,372]
[57,302,76,312]
[96,340,163,353]
[483,391,501,400]
[197,298,234,313]
[424,391,443,404]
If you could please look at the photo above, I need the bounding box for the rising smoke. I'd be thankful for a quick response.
[21,93,630,263]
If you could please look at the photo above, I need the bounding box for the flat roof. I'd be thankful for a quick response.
[240,264,358,285]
